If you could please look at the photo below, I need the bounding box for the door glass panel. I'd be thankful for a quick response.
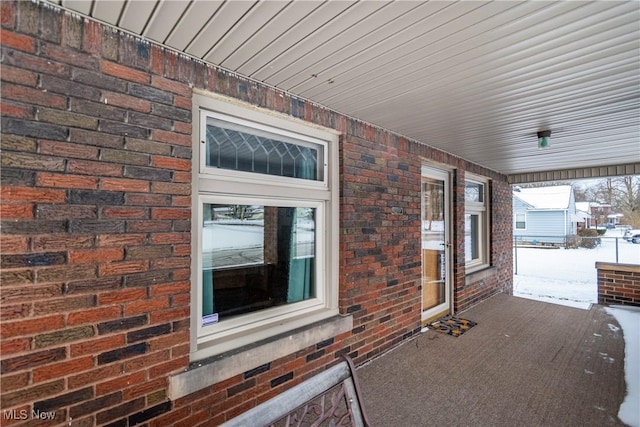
[422,177,446,311]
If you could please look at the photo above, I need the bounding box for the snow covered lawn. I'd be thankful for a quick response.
[514,228,639,308]
[513,228,639,426]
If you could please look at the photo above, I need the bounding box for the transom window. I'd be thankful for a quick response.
[204,115,324,182]
[192,93,339,360]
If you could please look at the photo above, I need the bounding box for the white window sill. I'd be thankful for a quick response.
[168,314,353,400]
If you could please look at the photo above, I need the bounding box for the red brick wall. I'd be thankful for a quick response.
[339,133,423,360]
[0,2,512,425]
[597,262,640,306]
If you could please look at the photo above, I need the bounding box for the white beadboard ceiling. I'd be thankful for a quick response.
[48,0,640,180]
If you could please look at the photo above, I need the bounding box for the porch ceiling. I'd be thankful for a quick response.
[49,0,640,179]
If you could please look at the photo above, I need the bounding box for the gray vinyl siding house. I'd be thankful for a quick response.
[513,186,578,244]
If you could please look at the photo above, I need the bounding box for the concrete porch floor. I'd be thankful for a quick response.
[357,293,627,427]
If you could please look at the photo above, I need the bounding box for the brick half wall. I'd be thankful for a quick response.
[596,262,640,307]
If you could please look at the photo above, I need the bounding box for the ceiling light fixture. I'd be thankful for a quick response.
[537,130,551,149]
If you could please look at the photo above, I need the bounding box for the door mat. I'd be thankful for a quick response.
[427,315,477,337]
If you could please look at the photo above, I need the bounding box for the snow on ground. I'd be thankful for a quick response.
[606,306,640,427]
[513,275,595,309]
[513,228,639,426]
[514,228,639,309]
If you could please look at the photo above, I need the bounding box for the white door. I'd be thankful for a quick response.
[421,166,451,322]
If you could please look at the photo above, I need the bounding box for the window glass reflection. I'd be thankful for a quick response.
[202,204,316,325]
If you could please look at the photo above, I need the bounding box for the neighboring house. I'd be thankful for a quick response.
[574,202,591,231]
[607,213,624,227]
[0,3,513,426]
[575,201,620,229]
[591,202,613,227]
[513,185,579,244]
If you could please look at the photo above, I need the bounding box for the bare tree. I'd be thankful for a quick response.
[582,176,640,227]
[616,176,640,212]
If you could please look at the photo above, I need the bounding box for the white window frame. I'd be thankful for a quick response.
[191,92,340,361]
[465,173,490,272]
[515,213,527,230]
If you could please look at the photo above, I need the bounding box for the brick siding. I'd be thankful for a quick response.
[1,2,512,425]
[596,262,640,306]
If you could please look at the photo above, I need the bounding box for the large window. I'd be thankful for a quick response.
[192,94,339,360]
[465,174,490,272]
[201,203,317,325]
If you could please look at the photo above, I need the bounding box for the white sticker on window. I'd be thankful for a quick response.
[203,313,219,326]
